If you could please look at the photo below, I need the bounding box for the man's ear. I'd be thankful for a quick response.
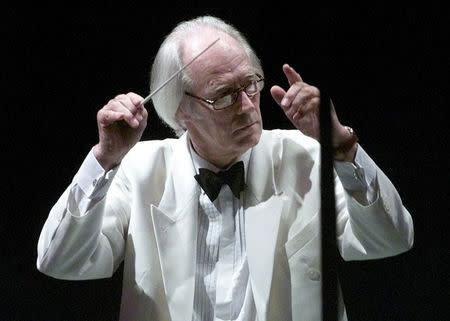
[175,99,190,130]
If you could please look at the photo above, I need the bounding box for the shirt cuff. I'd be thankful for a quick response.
[73,149,118,199]
[334,144,377,192]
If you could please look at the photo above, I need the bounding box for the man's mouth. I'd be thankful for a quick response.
[234,121,257,133]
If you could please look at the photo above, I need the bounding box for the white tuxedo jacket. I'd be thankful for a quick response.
[37,129,414,321]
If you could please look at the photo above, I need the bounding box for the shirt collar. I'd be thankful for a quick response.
[188,136,252,178]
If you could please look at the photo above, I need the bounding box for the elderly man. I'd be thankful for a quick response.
[37,16,414,321]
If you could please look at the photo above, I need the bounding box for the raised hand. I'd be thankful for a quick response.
[93,92,148,170]
[270,64,357,161]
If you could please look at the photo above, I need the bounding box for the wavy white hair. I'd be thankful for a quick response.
[149,15,264,137]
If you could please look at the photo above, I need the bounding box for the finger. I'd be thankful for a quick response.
[271,83,303,114]
[283,63,303,86]
[137,109,148,130]
[291,101,308,121]
[113,94,139,115]
[290,85,318,110]
[103,102,139,128]
[291,100,307,121]
[98,109,129,127]
[106,100,135,118]
[113,93,133,108]
[280,83,303,110]
[293,97,320,122]
[271,85,296,114]
[270,85,286,107]
[129,102,148,128]
[290,92,308,110]
[126,92,145,107]
[126,99,147,126]
[135,105,148,122]
[113,92,143,115]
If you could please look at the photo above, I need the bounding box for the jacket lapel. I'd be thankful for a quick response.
[150,134,199,320]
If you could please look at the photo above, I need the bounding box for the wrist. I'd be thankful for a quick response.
[333,126,358,161]
[93,144,122,171]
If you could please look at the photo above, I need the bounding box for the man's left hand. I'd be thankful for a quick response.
[270,64,357,161]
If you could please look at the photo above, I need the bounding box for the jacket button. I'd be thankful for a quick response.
[307,268,321,281]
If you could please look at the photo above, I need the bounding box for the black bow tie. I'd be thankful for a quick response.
[194,161,245,202]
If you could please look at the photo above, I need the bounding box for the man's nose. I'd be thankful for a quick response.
[236,91,256,114]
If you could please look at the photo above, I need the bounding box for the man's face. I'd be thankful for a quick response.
[179,34,263,167]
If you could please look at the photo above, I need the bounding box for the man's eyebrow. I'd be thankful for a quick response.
[210,73,256,94]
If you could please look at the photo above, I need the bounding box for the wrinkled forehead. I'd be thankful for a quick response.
[181,29,253,89]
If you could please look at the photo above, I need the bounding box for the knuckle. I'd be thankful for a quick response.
[105,100,118,108]
[310,86,320,96]
[301,85,319,97]
[97,109,110,122]
[285,91,296,101]
[302,86,314,95]
[286,108,295,117]
[114,94,127,100]
[98,107,108,115]
[311,97,320,105]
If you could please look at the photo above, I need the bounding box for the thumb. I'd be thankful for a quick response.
[270,85,286,107]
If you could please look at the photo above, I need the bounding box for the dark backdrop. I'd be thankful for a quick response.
[3,4,449,321]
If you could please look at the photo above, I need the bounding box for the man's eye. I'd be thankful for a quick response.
[218,94,231,102]
[216,90,233,99]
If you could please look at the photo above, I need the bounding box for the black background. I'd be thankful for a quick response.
[3,4,449,321]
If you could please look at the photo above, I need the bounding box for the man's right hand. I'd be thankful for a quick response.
[93,92,148,171]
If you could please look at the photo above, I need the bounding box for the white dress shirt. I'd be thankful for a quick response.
[189,144,256,321]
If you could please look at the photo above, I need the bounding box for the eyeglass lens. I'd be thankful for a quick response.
[215,79,262,109]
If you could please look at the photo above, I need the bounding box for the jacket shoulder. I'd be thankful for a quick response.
[260,129,320,156]
[119,137,183,176]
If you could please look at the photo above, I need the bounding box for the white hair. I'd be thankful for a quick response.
[149,15,264,137]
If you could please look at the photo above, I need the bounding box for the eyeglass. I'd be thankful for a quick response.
[185,74,264,110]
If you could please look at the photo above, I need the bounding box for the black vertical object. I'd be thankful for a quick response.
[320,90,338,321]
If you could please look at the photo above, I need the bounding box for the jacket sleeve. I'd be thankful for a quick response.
[335,148,414,261]
[36,151,130,280]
